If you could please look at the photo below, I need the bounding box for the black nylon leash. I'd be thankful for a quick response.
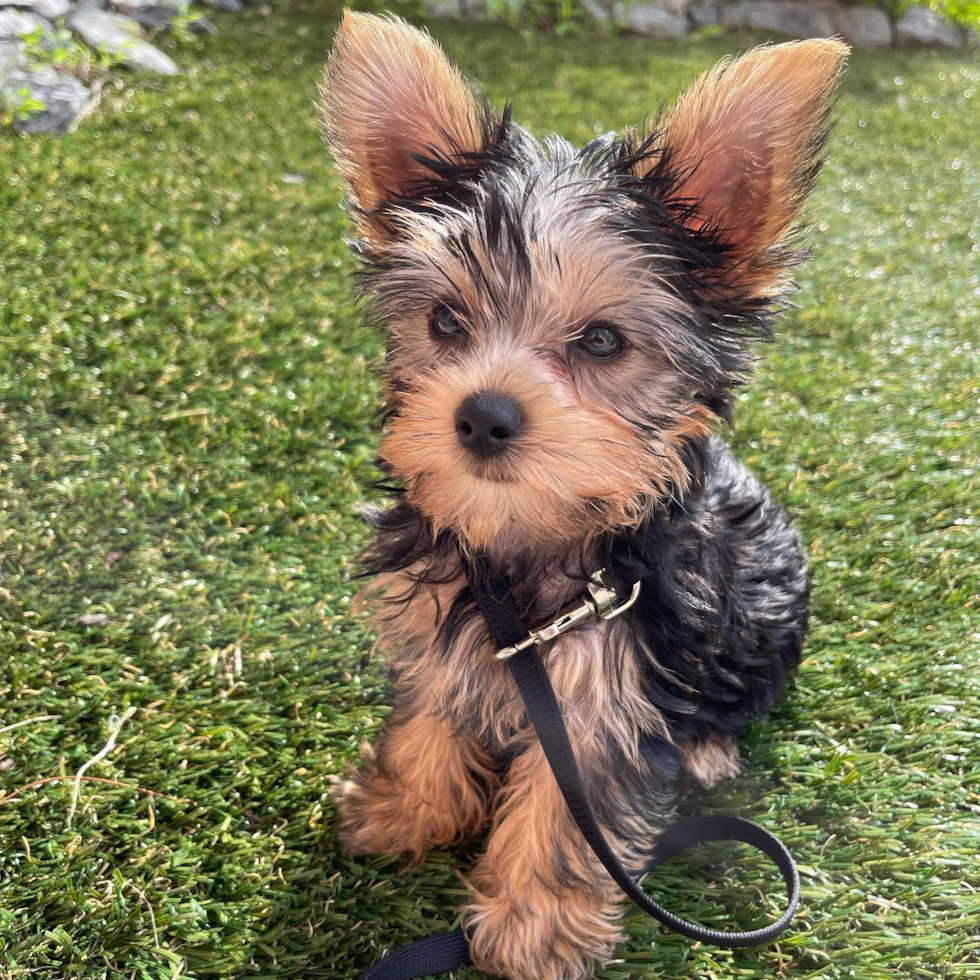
[355,566,801,979]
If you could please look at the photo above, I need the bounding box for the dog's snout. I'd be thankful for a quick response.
[455,391,524,458]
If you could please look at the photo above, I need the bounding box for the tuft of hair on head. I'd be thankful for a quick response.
[635,39,849,300]
[318,10,500,250]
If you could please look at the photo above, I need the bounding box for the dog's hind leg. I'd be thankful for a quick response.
[682,733,740,789]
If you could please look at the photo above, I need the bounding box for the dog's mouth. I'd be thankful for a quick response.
[466,462,519,485]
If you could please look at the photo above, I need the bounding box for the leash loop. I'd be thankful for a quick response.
[355,564,801,979]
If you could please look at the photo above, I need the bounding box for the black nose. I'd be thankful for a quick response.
[455,391,524,458]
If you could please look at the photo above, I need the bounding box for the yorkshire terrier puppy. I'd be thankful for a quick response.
[321,13,845,980]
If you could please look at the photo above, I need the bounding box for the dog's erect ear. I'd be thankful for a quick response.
[644,39,848,297]
[320,11,496,245]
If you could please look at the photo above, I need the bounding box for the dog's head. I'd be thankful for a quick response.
[320,12,846,555]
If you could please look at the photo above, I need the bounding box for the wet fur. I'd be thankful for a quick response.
[321,14,843,980]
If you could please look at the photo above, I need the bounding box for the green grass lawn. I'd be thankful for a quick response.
[1,3,978,977]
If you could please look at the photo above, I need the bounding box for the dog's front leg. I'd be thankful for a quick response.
[465,740,630,980]
[335,692,499,862]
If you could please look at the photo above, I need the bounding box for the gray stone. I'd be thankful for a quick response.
[720,0,835,38]
[110,0,185,10]
[895,5,963,47]
[574,0,611,25]
[422,0,485,20]
[187,13,215,32]
[2,63,89,132]
[634,0,688,16]
[68,7,138,34]
[688,1,718,26]
[0,0,65,9]
[0,7,50,38]
[718,2,745,26]
[835,5,892,47]
[34,0,69,18]
[67,8,179,72]
[126,3,178,29]
[0,0,67,16]
[0,37,25,79]
[614,0,688,36]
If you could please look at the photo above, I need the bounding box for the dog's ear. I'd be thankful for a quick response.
[643,39,848,298]
[320,11,497,247]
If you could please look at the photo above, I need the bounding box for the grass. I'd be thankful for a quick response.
[1,3,978,978]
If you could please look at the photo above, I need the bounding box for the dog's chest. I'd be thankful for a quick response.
[369,567,666,754]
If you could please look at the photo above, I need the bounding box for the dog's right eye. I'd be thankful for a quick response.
[430,305,465,339]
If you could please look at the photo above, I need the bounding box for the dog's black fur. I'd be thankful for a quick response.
[323,17,842,976]
[359,112,811,825]
[364,432,808,837]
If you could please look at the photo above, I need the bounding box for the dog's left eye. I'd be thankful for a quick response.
[430,304,465,339]
[579,323,624,359]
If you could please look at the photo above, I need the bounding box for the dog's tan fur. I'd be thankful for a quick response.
[335,700,498,862]
[341,589,659,979]
[645,41,846,298]
[682,733,741,789]
[382,346,717,552]
[464,741,629,980]
[321,16,843,980]
[319,10,490,248]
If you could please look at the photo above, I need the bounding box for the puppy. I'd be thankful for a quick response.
[320,14,845,980]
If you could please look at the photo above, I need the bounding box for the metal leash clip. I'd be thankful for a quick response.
[495,570,641,661]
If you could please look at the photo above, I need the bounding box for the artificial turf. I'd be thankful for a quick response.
[1,3,978,977]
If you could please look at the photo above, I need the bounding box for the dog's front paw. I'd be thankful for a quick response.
[333,740,485,862]
[331,756,424,861]
[464,886,621,980]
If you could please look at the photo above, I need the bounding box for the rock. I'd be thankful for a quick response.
[0,0,68,12]
[34,0,69,18]
[110,0,185,10]
[0,37,25,79]
[634,0,688,16]
[422,0,485,20]
[187,13,215,32]
[895,5,963,47]
[688,1,718,27]
[2,63,89,133]
[126,3,178,30]
[0,7,51,39]
[613,0,688,36]
[68,7,137,36]
[719,0,835,38]
[835,5,892,47]
[199,0,241,10]
[575,0,610,25]
[67,8,179,72]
